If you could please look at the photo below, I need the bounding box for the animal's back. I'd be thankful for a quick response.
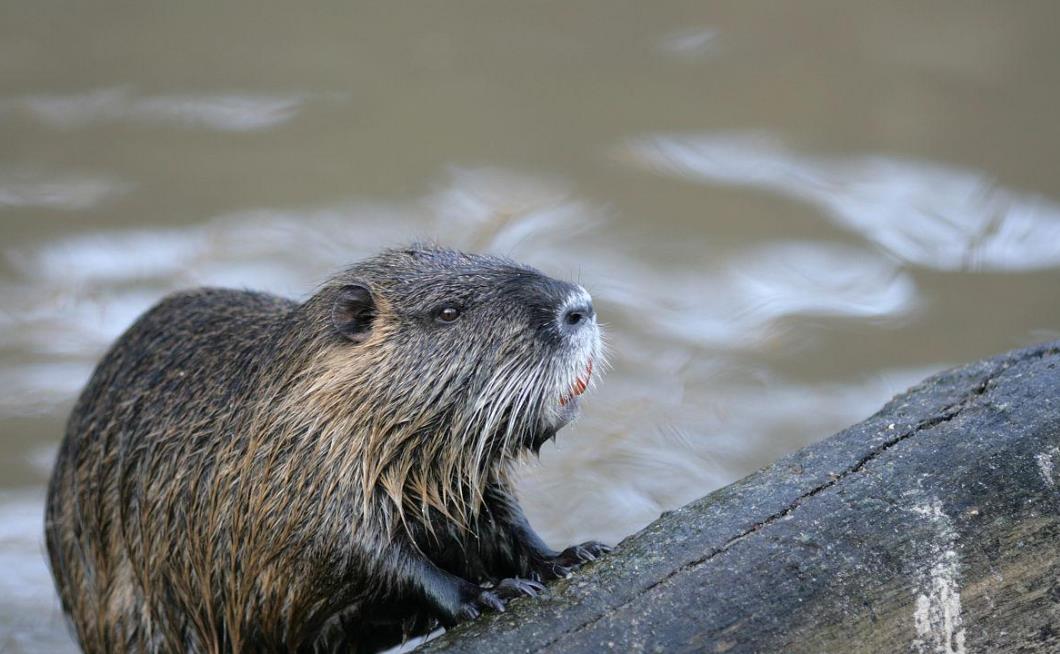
[45,287,296,652]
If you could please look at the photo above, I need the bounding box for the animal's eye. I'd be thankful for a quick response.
[434,305,461,323]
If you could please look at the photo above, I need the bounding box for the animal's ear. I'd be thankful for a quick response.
[332,284,376,343]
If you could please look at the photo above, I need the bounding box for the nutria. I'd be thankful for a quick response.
[45,245,608,653]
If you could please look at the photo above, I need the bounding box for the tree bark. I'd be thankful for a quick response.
[418,340,1060,653]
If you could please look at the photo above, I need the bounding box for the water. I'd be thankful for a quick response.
[3,2,1060,650]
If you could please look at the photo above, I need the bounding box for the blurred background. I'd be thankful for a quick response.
[3,2,1060,651]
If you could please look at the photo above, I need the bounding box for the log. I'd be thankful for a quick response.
[418,340,1060,653]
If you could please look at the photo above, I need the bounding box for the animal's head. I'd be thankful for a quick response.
[303,245,602,524]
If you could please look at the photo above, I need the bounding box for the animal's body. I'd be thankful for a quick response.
[45,246,606,653]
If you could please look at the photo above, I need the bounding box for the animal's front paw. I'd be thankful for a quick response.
[493,577,545,600]
[451,577,545,624]
[531,541,612,580]
[556,541,611,566]
[455,587,505,622]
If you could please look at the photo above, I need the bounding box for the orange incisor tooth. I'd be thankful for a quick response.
[560,359,594,406]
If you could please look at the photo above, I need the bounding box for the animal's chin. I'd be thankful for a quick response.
[524,396,580,454]
[517,352,595,455]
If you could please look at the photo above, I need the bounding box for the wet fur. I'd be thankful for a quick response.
[45,247,604,653]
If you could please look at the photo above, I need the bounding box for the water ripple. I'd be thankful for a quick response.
[2,87,317,132]
[0,173,129,210]
[586,241,916,350]
[657,28,719,58]
[424,166,603,262]
[625,132,1060,271]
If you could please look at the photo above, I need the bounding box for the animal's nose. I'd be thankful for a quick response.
[561,302,595,329]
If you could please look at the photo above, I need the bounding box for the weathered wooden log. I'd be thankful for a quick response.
[419,340,1060,653]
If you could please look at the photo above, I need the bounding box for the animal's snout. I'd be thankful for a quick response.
[561,302,594,328]
[558,286,596,336]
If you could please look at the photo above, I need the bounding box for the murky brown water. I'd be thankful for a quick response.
[3,2,1060,650]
